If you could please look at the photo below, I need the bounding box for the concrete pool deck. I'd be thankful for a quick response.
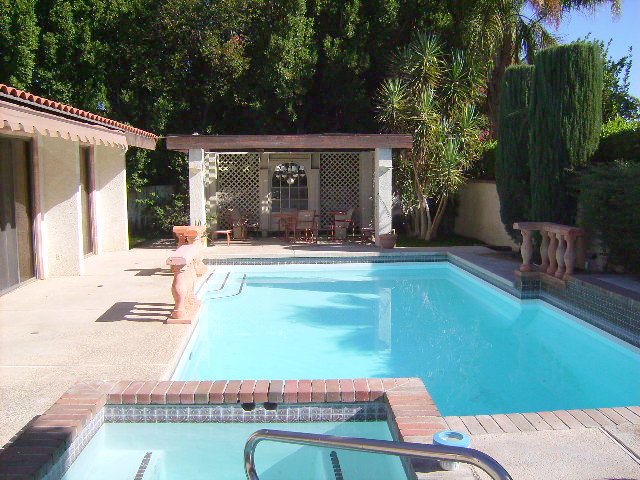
[1,240,639,479]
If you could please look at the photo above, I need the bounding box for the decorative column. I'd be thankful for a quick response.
[564,233,578,279]
[373,148,393,246]
[519,229,534,272]
[546,232,558,275]
[188,148,206,226]
[539,229,550,272]
[555,232,567,278]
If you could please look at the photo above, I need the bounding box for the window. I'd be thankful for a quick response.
[271,163,308,212]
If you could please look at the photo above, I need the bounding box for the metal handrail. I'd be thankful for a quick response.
[244,429,513,480]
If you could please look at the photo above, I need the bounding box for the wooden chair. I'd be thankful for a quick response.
[278,208,298,240]
[331,207,355,241]
[227,208,258,240]
[296,209,318,243]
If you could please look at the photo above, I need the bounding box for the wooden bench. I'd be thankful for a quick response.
[212,229,232,246]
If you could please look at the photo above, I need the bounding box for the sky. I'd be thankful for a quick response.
[525,0,640,98]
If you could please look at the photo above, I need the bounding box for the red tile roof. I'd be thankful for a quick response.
[0,83,158,140]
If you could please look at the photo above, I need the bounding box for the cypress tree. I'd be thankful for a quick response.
[528,42,603,224]
[495,64,534,241]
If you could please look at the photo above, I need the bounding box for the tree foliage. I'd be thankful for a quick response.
[377,34,485,240]
[528,41,603,224]
[579,161,640,272]
[495,64,534,240]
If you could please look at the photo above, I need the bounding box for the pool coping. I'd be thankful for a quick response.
[0,378,443,480]
[3,378,640,480]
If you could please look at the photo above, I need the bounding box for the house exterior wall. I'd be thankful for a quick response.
[454,181,518,249]
[93,145,128,252]
[38,135,83,276]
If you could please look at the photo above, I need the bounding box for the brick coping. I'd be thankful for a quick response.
[2,378,639,480]
[0,378,442,480]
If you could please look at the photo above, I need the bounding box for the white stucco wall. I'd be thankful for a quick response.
[454,181,518,249]
[38,135,83,276]
[94,144,128,252]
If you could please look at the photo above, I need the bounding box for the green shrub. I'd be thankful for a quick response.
[137,192,190,236]
[579,161,640,272]
[592,117,640,163]
[495,64,534,241]
[529,42,603,224]
[468,140,497,181]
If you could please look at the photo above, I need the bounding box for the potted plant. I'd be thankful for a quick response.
[379,229,397,248]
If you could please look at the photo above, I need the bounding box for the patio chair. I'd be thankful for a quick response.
[227,208,258,240]
[331,207,355,241]
[296,209,318,243]
[278,208,298,240]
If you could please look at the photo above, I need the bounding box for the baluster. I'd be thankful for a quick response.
[170,264,189,319]
[555,233,566,278]
[546,233,558,275]
[564,233,577,279]
[186,230,207,277]
[519,229,534,272]
[539,230,550,272]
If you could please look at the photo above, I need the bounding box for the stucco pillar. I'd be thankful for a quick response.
[259,153,270,234]
[374,148,393,246]
[359,151,374,229]
[189,148,206,226]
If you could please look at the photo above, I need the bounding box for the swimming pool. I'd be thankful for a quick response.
[174,262,640,416]
[61,421,405,480]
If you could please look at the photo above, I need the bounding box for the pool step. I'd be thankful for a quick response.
[329,451,344,480]
[208,273,246,299]
[210,271,231,292]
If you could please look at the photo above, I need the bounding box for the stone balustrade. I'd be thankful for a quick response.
[166,226,207,323]
[513,222,585,280]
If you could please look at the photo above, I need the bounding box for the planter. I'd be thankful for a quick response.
[379,233,397,249]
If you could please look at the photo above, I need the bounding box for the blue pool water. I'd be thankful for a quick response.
[61,422,404,480]
[175,263,640,416]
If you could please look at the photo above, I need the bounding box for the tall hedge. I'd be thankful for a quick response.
[579,161,640,272]
[529,42,603,224]
[495,65,534,241]
[592,117,640,164]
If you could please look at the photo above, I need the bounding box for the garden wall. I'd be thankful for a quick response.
[454,181,518,249]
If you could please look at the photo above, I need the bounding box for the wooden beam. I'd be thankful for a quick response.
[165,134,413,151]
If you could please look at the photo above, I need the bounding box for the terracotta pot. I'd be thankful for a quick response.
[379,233,397,249]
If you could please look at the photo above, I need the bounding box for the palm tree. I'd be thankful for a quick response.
[462,0,621,135]
[376,34,485,240]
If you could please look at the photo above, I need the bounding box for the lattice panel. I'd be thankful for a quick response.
[212,153,260,228]
[320,152,360,228]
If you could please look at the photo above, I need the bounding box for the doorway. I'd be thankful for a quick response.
[0,138,35,293]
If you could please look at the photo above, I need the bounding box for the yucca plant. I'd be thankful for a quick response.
[376,33,485,240]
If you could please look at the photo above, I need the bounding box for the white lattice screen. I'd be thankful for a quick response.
[319,152,360,228]
[208,153,260,228]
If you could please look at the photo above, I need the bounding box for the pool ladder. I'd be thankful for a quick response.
[244,429,513,480]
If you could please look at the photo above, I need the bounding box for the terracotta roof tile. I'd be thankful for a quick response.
[0,83,157,140]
